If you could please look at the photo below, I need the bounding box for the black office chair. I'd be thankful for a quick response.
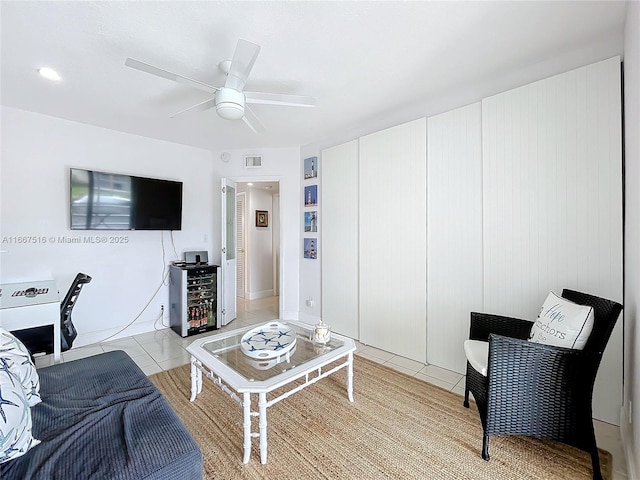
[463,289,622,480]
[13,273,92,355]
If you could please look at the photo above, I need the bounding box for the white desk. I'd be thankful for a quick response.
[0,280,61,362]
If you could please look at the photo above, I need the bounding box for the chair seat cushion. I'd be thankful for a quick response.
[528,291,594,349]
[464,339,489,376]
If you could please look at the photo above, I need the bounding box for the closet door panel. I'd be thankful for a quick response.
[427,103,483,373]
[359,118,427,363]
[321,140,359,339]
[482,57,622,424]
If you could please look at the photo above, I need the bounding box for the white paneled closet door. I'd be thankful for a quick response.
[321,140,359,339]
[236,192,246,299]
[482,57,622,424]
[427,103,483,373]
[359,118,427,363]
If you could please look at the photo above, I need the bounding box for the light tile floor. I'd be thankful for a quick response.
[34,296,628,479]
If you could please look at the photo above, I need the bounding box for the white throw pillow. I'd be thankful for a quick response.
[0,328,41,406]
[528,292,594,350]
[0,328,31,358]
[0,362,41,464]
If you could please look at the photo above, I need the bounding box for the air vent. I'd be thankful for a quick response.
[244,155,263,168]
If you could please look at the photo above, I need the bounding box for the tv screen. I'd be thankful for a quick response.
[70,168,183,230]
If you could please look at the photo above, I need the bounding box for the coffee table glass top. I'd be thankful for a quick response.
[200,321,346,382]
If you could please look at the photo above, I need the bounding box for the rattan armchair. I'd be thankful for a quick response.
[463,289,622,480]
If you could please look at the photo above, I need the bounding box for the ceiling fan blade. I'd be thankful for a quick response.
[224,39,261,91]
[245,91,316,107]
[125,58,218,94]
[242,105,265,133]
[170,98,217,118]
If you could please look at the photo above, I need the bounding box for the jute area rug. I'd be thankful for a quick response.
[150,356,611,480]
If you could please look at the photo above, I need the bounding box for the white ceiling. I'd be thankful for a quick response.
[0,1,628,152]
[238,181,280,195]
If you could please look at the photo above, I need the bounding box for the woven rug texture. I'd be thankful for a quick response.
[150,356,611,480]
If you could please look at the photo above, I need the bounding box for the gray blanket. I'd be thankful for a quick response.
[0,350,202,480]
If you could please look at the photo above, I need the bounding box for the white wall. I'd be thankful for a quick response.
[0,106,213,345]
[623,1,640,477]
[273,194,280,296]
[299,148,322,324]
[211,147,300,321]
[247,187,274,299]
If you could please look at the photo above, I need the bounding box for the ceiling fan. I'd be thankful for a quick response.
[125,39,316,133]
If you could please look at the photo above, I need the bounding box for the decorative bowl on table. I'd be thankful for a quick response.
[240,322,297,359]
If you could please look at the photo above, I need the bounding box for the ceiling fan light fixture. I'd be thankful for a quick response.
[217,102,244,120]
[215,88,245,120]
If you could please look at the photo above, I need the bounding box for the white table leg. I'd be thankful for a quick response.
[347,352,354,402]
[258,392,268,464]
[196,365,203,395]
[189,357,199,402]
[242,393,252,464]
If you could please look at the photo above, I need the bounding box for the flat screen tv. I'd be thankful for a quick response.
[70,168,183,230]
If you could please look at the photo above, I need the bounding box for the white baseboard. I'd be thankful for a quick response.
[621,405,639,480]
[246,289,275,300]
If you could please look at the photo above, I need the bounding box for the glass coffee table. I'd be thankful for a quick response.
[186,320,356,464]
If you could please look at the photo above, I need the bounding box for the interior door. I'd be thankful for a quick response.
[236,192,246,299]
[221,178,237,325]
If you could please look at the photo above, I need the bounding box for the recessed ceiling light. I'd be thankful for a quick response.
[247,182,254,186]
[38,67,61,81]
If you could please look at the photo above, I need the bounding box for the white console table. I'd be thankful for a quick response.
[0,280,61,362]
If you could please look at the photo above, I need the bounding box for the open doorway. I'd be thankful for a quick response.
[236,181,280,319]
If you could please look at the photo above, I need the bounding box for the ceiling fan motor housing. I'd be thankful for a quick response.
[216,88,245,120]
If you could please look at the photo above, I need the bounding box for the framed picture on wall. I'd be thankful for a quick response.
[304,211,318,232]
[304,238,318,259]
[304,156,318,179]
[304,185,317,206]
[256,210,268,227]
